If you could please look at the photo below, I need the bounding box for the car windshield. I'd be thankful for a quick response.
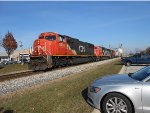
[130,66,150,81]
[45,35,56,41]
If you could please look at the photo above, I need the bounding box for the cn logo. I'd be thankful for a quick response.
[79,46,85,52]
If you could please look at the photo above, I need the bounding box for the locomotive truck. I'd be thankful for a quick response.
[29,32,116,70]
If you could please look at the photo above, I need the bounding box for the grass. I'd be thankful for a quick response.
[0,60,122,113]
[0,64,28,75]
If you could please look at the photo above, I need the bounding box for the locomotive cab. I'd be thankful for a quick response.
[33,32,70,56]
[32,32,58,56]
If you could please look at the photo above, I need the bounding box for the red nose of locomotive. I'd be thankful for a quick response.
[32,39,48,56]
[32,32,57,56]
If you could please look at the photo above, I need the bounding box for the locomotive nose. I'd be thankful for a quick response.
[32,39,47,56]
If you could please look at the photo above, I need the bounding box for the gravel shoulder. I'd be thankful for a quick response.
[0,58,119,95]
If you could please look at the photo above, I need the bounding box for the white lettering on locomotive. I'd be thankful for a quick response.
[79,46,85,52]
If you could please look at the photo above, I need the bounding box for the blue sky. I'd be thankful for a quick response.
[0,1,150,53]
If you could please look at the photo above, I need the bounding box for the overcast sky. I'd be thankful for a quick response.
[0,1,150,53]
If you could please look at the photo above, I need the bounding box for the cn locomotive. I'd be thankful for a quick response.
[29,32,116,70]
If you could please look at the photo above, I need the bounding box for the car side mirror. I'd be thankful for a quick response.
[128,73,133,76]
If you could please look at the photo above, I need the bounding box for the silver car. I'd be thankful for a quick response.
[87,66,150,113]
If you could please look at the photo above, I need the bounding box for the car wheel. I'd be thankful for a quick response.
[102,93,133,113]
[126,61,131,66]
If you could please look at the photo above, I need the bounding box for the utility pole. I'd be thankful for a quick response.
[19,41,24,65]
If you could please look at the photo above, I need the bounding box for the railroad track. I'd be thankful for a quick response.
[0,71,44,82]
[0,65,83,82]
[0,59,111,82]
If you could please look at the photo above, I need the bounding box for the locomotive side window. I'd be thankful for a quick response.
[39,36,44,39]
[45,36,56,41]
[59,36,65,42]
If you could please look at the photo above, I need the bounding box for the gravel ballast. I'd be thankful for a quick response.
[0,58,118,95]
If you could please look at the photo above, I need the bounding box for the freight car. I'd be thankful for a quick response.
[29,32,96,70]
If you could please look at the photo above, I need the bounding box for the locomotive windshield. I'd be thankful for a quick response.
[45,35,56,41]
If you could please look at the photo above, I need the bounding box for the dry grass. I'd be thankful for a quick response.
[0,64,28,75]
[0,60,122,113]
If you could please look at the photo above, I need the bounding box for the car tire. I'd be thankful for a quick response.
[102,93,133,113]
[126,61,131,66]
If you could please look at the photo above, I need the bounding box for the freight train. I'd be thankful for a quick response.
[29,32,116,70]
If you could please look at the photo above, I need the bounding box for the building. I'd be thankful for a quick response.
[0,48,32,62]
[0,52,9,62]
[10,49,32,62]
[116,47,124,57]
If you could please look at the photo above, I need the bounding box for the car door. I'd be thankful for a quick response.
[142,68,150,113]
[140,55,149,64]
[142,80,150,113]
[135,54,142,64]
[145,55,150,64]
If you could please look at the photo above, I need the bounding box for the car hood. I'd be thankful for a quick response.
[92,74,139,86]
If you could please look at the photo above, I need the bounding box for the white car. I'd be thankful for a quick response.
[87,66,150,113]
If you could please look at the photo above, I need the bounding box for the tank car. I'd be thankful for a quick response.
[29,32,95,70]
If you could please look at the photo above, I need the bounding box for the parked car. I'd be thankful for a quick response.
[121,54,150,66]
[0,63,4,69]
[87,66,150,113]
[1,60,10,65]
[9,61,18,64]
[22,59,29,63]
[1,60,18,65]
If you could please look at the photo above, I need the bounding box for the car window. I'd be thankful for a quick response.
[141,55,149,59]
[133,54,140,58]
[146,55,150,58]
[131,66,150,81]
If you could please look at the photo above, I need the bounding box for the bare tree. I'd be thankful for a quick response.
[2,32,18,60]
[146,47,150,54]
